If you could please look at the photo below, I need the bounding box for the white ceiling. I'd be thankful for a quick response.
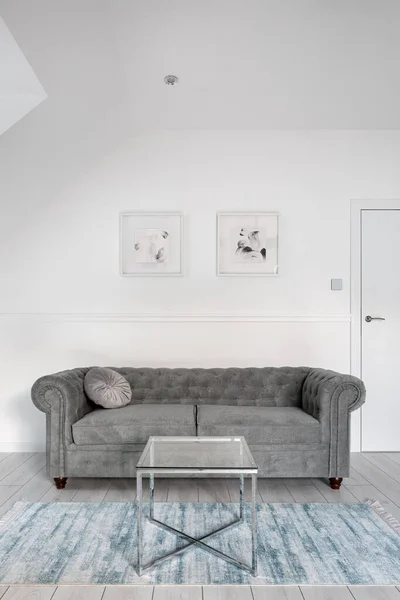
[0,17,46,135]
[1,0,400,132]
[114,0,400,129]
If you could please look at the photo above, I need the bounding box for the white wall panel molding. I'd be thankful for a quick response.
[0,312,351,323]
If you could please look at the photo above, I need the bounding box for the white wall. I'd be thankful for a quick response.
[1,129,400,451]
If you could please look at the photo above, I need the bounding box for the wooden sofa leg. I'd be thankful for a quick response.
[329,477,343,490]
[54,477,68,489]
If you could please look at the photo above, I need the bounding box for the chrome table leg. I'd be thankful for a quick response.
[149,473,154,520]
[137,472,143,576]
[251,473,257,576]
[240,474,244,521]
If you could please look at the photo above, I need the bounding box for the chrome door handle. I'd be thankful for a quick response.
[365,315,386,322]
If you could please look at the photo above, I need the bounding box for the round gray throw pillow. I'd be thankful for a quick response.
[84,367,132,409]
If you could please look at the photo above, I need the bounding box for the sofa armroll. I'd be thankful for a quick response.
[31,368,92,477]
[302,368,366,477]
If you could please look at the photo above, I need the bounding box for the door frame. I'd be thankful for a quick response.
[350,199,400,451]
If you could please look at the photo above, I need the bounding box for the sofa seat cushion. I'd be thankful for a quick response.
[72,404,196,446]
[197,405,321,445]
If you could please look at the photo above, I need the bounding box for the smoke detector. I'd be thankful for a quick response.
[164,75,179,86]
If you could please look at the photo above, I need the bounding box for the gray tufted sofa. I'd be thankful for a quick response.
[31,366,365,490]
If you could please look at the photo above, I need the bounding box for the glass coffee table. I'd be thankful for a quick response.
[136,436,258,576]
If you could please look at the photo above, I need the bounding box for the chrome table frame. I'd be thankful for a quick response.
[136,436,258,577]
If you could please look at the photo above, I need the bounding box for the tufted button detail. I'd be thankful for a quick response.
[113,366,311,407]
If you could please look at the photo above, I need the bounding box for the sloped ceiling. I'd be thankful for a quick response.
[1,0,399,241]
[1,0,400,134]
[0,0,399,230]
[0,0,399,281]
[0,0,131,240]
[0,17,46,135]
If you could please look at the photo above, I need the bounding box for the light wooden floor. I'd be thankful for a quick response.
[0,452,399,599]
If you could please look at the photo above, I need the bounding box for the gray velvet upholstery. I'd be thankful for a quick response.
[302,368,365,476]
[73,404,196,445]
[31,366,365,481]
[115,367,310,406]
[197,406,321,445]
[84,367,131,409]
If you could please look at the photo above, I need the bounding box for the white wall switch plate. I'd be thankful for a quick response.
[331,278,343,290]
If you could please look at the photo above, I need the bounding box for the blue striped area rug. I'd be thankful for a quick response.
[0,500,399,585]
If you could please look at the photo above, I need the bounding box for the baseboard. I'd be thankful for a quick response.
[0,442,45,453]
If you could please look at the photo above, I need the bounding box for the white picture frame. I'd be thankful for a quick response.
[120,212,184,276]
[217,212,279,276]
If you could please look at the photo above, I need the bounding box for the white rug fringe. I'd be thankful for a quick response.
[0,501,28,532]
[366,499,400,536]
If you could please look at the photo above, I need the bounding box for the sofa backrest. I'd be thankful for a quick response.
[114,366,310,407]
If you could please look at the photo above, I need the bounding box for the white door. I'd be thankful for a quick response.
[361,209,400,451]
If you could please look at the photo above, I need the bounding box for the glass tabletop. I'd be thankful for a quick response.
[136,436,257,472]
